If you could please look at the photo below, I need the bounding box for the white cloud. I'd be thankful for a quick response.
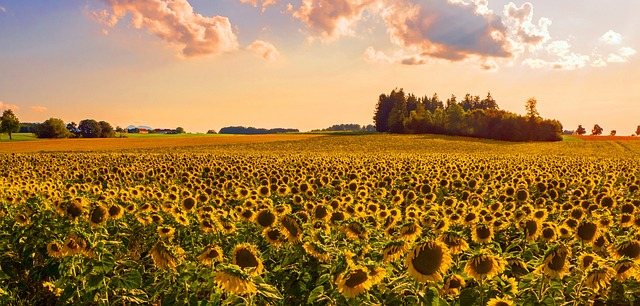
[0,6,6,13]
[0,100,20,111]
[600,30,622,45]
[363,46,394,64]
[607,53,625,63]
[247,40,280,62]
[590,58,606,68]
[30,106,48,112]
[238,0,277,13]
[503,2,551,53]
[619,47,637,57]
[94,0,239,57]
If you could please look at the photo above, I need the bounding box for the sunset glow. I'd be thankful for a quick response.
[1,0,638,133]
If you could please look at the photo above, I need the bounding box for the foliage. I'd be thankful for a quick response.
[374,89,563,141]
[592,124,604,136]
[99,121,115,138]
[36,118,72,139]
[317,124,375,132]
[0,109,20,140]
[207,130,218,134]
[610,130,617,136]
[218,126,299,134]
[576,125,586,135]
[176,127,185,134]
[78,120,102,138]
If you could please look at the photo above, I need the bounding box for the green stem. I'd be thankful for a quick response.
[479,277,484,306]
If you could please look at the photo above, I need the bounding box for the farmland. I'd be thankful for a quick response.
[1,134,640,305]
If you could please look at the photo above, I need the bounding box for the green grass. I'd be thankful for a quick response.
[562,135,583,142]
[0,133,38,142]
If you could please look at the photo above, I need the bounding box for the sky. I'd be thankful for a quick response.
[0,0,638,134]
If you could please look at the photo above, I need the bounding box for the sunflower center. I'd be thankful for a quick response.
[618,242,640,259]
[282,217,300,236]
[542,228,555,239]
[67,204,83,218]
[581,255,594,269]
[206,249,220,259]
[547,254,566,271]
[494,302,510,306]
[448,278,461,288]
[476,226,492,239]
[412,244,444,276]
[525,220,538,236]
[236,249,259,268]
[577,222,597,241]
[315,206,328,219]
[266,229,281,241]
[344,269,369,287]
[617,264,632,274]
[471,256,494,275]
[257,211,276,227]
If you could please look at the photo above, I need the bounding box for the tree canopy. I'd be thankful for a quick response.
[36,118,72,138]
[0,109,20,140]
[373,88,563,142]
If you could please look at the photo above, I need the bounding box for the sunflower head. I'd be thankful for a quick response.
[89,205,109,228]
[464,252,506,281]
[537,244,571,279]
[198,244,223,265]
[213,264,257,295]
[336,266,374,298]
[406,240,452,283]
[233,243,264,276]
[441,274,466,296]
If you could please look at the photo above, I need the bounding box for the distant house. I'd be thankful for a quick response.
[138,128,149,134]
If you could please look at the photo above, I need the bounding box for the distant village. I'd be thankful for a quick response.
[125,127,179,134]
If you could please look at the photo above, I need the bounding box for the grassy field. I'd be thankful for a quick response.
[1,134,640,305]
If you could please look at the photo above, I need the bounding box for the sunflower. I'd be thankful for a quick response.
[368,266,386,285]
[233,243,264,276]
[251,208,277,228]
[63,234,87,256]
[336,266,374,298]
[486,296,514,306]
[471,224,494,244]
[214,264,257,295]
[342,220,368,240]
[181,197,197,213]
[150,241,183,270]
[15,213,30,226]
[398,222,422,242]
[522,219,541,242]
[584,263,615,292]
[441,274,466,296]
[406,240,452,283]
[108,204,124,219]
[157,226,175,241]
[66,198,85,220]
[198,244,223,265]
[303,241,331,262]
[88,205,108,228]
[263,227,285,246]
[611,240,640,261]
[280,214,303,243]
[464,253,505,281]
[577,253,600,271]
[575,220,600,244]
[536,244,571,279]
[46,241,66,258]
[382,240,408,263]
[613,258,636,281]
[438,232,469,255]
[540,224,557,243]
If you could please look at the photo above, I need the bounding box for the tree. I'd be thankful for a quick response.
[207,129,217,134]
[591,124,603,135]
[36,118,72,138]
[525,97,540,119]
[636,125,640,136]
[99,121,115,138]
[115,126,124,133]
[176,127,185,134]
[610,130,617,136]
[78,119,102,138]
[576,125,586,135]
[0,109,20,140]
[66,122,79,137]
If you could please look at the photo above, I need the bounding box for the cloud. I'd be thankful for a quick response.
[363,46,394,64]
[0,100,20,111]
[618,47,637,58]
[503,2,551,53]
[94,0,239,57]
[247,40,280,61]
[381,0,511,62]
[289,0,379,41]
[600,30,622,45]
[480,58,499,72]
[30,106,48,112]
[239,0,277,13]
[0,6,6,13]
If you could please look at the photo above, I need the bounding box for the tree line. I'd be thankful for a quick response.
[373,89,563,141]
[218,126,299,134]
[574,124,640,136]
[1,112,118,139]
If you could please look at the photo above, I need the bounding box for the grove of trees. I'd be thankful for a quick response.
[373,89,563,141]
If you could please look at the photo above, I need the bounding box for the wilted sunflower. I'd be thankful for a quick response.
[441,274,466,296]
[611,240,640,261]
[439,232,469,255]
[382,240,408,263]
[486,296,514,306]
[150,241,183,270]
[335,266,375,298]
[398,222,422,242]
[47,241,66,258]
[406,240,452,283]
[472,224,494,244]
[583,262,615,292]
[233,243,264,276]
[280,214,303,243]
[88,205,108,228]
[342,220,368,240]
[66,198,85,220]
[464,253,505,281]
[198,244,224,265]
[214,264,257,295]
[613,258,636,281]
[303,241,331,262]
[536,244,571,279]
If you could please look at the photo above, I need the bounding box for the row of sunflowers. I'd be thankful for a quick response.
[1,135,640,305]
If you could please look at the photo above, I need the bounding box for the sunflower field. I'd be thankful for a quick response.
[1,134,640,305]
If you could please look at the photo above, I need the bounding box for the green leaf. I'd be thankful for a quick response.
[460,288,478,306]
[113,270,143,290]
[93,253,115,274]
[307,285,324,304]
[86,273,105,291]
[317,273,331,286]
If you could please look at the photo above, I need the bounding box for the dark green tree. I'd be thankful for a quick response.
[36,118,72,138]
[576,125,586,135]
[98,121,115,138]
[176,127,185,134]
[0,109,20,140]
[66,122,79,137]
[78,119,102,138]
[636,125,640,136]
[591,124,603,135]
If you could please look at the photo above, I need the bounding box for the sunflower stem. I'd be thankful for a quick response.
[479,277,484,306]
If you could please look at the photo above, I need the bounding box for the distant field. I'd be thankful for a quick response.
[573,135,640,141]
[0,133,322,153]
[0,133,38,142]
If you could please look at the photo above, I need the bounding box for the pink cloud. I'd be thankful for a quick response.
[95,0,239,57]
[239,0,277,13]
[381,0,511,62]
[247,40,280,61]
[30,106,48,112]
[0,100,20,111]
[0,6,6,13]
[290,0,379,41]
